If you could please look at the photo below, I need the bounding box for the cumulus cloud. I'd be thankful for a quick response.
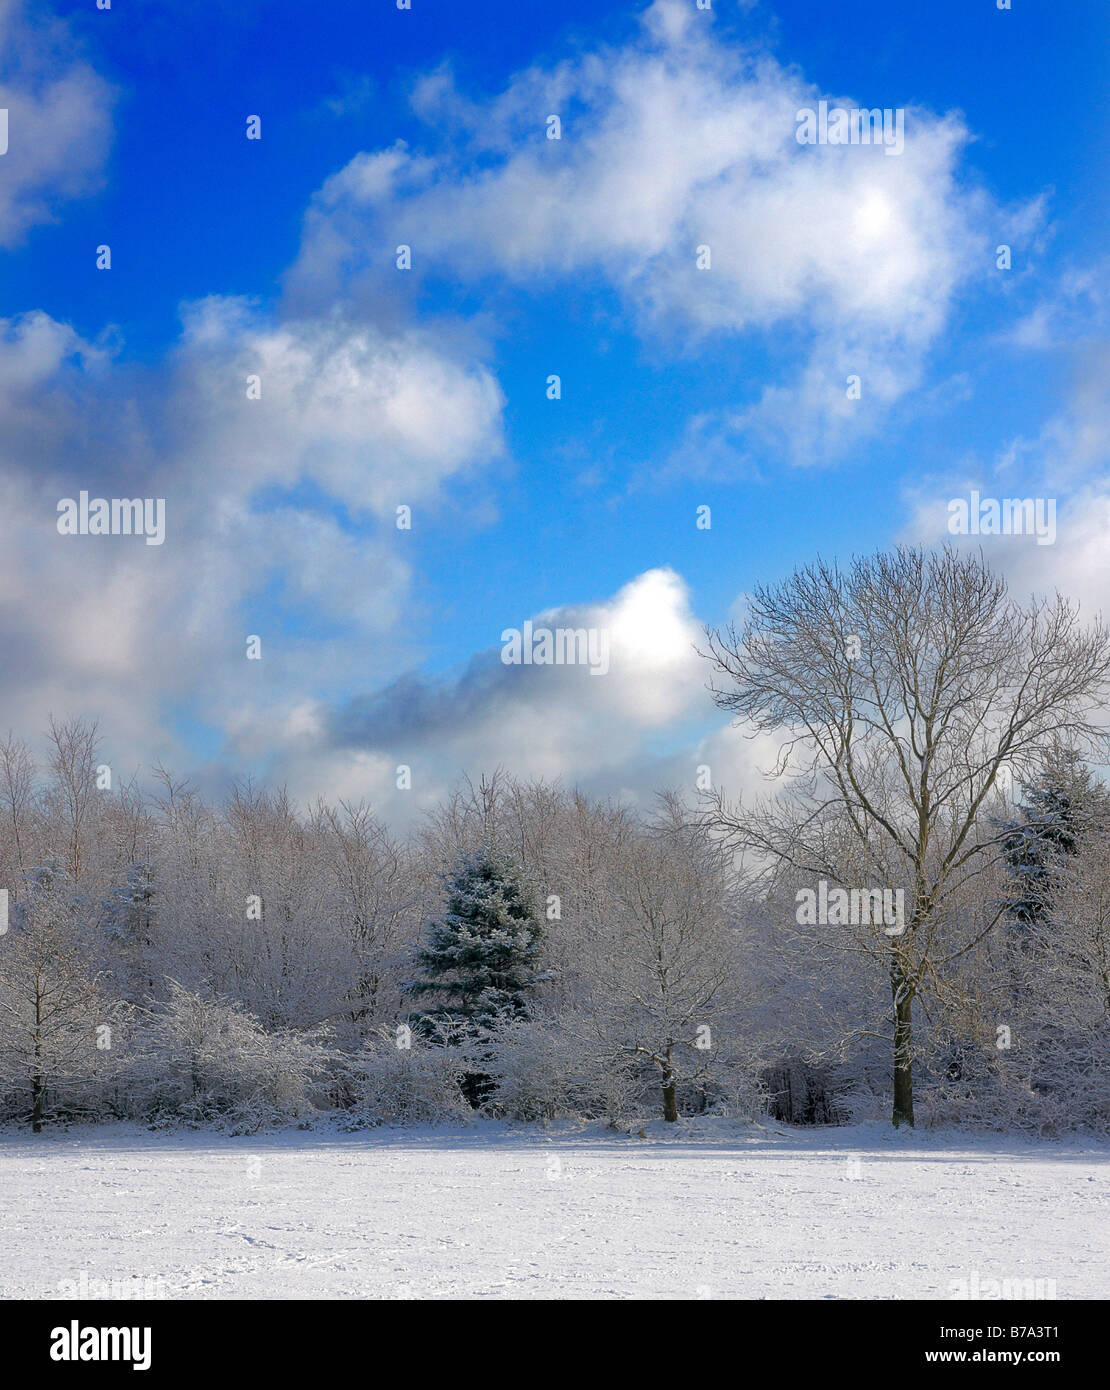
[899,338,1110,673]
[248,568,716,819]
[0,0,114,245]
[0,0,1062,818]
[288,0,998,465]
[0,301,507,781]
[251,565,800,826]
[170,297,505,515]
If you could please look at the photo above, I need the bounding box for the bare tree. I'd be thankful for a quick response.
[45,716,101,886]
[1051,834,1110,1019]
[0,733,36,881]
[590,795,738,1121]
[313,798,414,1033]
[703,547,1110,1126]
[0,867,103,1131]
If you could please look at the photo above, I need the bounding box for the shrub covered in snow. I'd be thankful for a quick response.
[480,1015,642,1123]
[336,1030,475,1127]
[124,982,327,1132]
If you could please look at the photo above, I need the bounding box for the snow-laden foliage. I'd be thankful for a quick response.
[123,982,328,1132]
[0,865,110,1130]
[335,1029,474,1128]
[403,848,546,1030]
[1,723,1108,1134]
[480,1013,642,1123]
[995,744,1110,937]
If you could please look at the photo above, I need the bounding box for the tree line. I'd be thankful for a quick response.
[2,547,1108,1134]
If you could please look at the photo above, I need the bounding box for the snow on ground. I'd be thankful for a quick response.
[1,1118,1106,1300]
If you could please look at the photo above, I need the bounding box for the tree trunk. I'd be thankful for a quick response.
[32,988,44,1133]
[892,974,914,1128]
[661,1046,678,1122]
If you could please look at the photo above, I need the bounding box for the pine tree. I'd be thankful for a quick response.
[404,849,545,1035]
[997,746,1109,938]
[102,863,157,1000]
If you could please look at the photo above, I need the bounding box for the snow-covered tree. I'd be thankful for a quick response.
[584,796,741,1121]
[312,799,415,1043]
[0,733,36,881]
[996,745,1109,939]
[404,848,545,1032]
[44,717,101,888]
[102,862,158,1001]
[402,848,545,1107]
[0,866,105,1131]
[704,547,1110,1127]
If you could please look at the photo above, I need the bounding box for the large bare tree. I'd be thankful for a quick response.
[703,547,1110,1126]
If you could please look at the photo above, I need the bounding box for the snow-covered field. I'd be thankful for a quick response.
[2,1119,1106,1300]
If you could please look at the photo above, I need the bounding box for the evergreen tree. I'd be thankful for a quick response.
[404,849,545,1035]
[997,746,1109,937]
[102,863,157,1001]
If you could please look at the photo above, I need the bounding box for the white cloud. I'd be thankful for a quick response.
[0,0,114,245]
[0,299,507,783]
[899,345,1110,672]
[289,0,998,464]
[172,298,505,515]
[282,567,715,821]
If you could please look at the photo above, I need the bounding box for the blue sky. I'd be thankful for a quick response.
[2,0,1108,817]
